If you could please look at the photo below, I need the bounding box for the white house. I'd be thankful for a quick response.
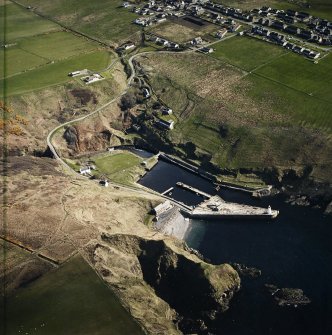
[80,167,91,175]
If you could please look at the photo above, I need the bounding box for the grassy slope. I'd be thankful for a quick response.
[94,152,144,185]
[2,255,144,335]
[17,0,140,44]
[0,3,59,42]
[140,45,332,179]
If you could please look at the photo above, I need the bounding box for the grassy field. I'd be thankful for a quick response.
[1,1,115,96]
[2,255,144,335]
[17,0,141,44]
[254,53,332,103]
[1,50,112,96]
[0,2,59,42]
[212,35,288,71]
[93,151,145,185]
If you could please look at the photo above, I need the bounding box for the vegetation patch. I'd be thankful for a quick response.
[3,255,144,335]
[17,0,141,44]
[93,151,145,185]
[211,35,288,71]
[0,50,112,96]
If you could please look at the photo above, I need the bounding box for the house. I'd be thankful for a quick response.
[309,51,320,59]
[82,73,103,84]
[153,200,172,216]
[216,29,227,39]
[161,107,173,115]
[271,20,286,30]
[285,25,300,34]
[191,37,203,45]
[68,70,82,77]
[143,88,150,98]
[100,180,109,187]
[124,42,135,50]
[156,119,174,130]
[80,167,91,175]
[299,29,314,40]
[293,45,304,53]
[169,42,179,49]
[200,47,213,54]
[132,124,141,132]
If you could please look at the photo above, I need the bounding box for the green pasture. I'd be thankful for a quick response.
[0,50,112,96]
[2,255,144,335]
[17,0,140,44]
[0,47,47,78]
[0,3,59,42]
[93,152,143,185]
[254,53,332,102]
[211,35,288,71]
[19,31,97,61]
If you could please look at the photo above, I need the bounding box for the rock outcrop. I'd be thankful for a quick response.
[89,233,240,335]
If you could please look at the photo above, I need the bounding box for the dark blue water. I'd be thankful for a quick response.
[139,159,332,335]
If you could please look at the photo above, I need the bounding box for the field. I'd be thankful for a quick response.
[0,2,59,42]
[212,35,288,71]
[151,18,218,44]
[2,255,144,335]
[0,2,114,97]
[1,50,112,96]
[93,151,145,185]
[17,0,141,45]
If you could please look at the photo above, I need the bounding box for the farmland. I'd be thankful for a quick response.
[16,0,141,44]
[0,2,115,96]
[0,1,59,41]
[3,255,144,335]
[211,35,288,71]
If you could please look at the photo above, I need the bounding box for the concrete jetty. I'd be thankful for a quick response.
[162,187,174,195]
[176,182,211,199]
[189,195,279,220]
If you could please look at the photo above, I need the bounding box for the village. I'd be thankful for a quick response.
[118,0,331,60]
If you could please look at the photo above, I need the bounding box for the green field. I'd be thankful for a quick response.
[2,255,144,335]
[0,3,59,42]
[19,31,97,61]
[17,0,140,44]
[254,53,332,102]
[0,2,115,96]
[1,31,99,79]
[212,35,288,71]
[93,152,144,185]
[1,50,112,96]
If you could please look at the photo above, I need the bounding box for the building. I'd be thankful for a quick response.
[191,37,203,45]
[80,167,91,175]
[161,107,173,115]
[153,200,172,216]
[143,88,150,98]
[156,119,174,130]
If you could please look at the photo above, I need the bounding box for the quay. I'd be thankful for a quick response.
[189,195,279,220]
[176,182,211,199]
